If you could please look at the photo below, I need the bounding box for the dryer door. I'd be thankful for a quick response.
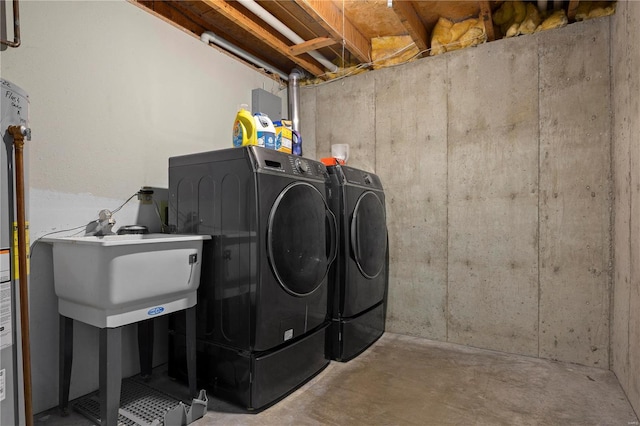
[268,181,337,297]
[351,191,387,279]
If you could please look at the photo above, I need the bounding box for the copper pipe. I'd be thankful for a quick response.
[1,0,21,48]
[8,125,33,426]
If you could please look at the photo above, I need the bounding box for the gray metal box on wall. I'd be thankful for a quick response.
[252,89,282,121]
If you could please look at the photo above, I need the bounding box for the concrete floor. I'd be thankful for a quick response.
[36,332,639,425]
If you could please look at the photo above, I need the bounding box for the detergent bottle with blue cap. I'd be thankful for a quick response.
[232,104,257,147]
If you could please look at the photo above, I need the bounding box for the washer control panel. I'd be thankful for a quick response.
[251,146,327,180]
[293,157,309,174]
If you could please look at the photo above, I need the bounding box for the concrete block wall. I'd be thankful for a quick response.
[375,56,449,339]
[446,39,540,356]
[612,0,640,416]
[302,17,612,368]
[537,18,611,367]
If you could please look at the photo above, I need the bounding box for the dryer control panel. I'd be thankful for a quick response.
[330,165,383,190]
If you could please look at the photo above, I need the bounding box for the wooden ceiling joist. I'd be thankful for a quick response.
[567,0,580,21]
[391,0,429,54]
[478,1,495,42]
[294,0,370,63]
[133,1,206,38]
[289,37,337,56]
[201,0,326,77]
[135,0,598,85]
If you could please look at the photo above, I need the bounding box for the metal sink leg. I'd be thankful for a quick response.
[99,326,122,426]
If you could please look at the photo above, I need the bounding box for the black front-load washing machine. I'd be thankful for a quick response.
[326,164,388,362]
[167,146,337,411]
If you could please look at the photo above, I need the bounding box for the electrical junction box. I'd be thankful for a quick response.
[252,89,282,122]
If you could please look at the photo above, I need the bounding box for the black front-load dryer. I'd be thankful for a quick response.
[326,164,388,362]
[167,146,337,410]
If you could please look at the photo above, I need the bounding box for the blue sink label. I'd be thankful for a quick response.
[148,306,164,316]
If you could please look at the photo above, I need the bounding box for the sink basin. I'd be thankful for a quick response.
[42,233,210,328]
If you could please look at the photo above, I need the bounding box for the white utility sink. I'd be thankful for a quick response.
[43,233,210,328]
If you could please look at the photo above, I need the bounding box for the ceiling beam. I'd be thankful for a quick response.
[391,1,428,55]
[478,1,495,42]
[132,1,206,37]
[567,0,580,21]
[294,0,370,63]
[201,0,326,77]
[289,37,337,56]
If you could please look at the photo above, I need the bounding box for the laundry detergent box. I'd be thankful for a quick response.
[273,120,292,154]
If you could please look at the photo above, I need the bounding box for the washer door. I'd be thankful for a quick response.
[351,191,387,279]
[268,181,337,297]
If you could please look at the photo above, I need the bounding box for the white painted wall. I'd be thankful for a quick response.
[1,0,286,414]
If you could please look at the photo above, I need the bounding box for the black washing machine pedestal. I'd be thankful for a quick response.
[169,322,330,411]
[329,301,386,362]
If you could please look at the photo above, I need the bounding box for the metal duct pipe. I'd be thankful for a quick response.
[1,0,21,48]
[539,0,563,11]
[200,31,289,81]
[288,69,303,133]
[237,0,339,73]
[537,0,547,12]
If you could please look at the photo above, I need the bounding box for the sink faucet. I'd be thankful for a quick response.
[85,209,116,236]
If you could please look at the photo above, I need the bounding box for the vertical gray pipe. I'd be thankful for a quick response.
[288,69,303,133]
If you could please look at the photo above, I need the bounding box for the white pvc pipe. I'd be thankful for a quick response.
[200,31,289,80]
[237,0,339,73]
